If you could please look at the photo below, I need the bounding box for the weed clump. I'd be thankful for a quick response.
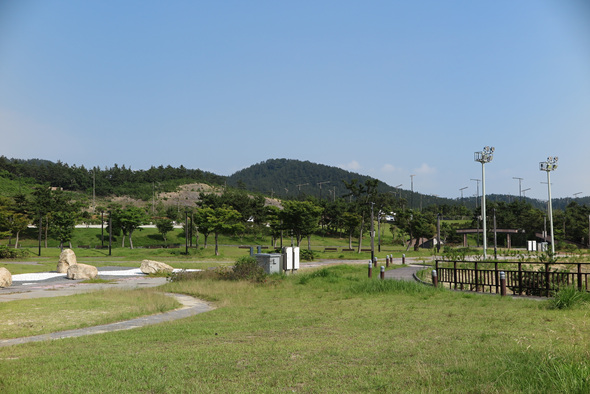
[169,256,267,283]
[547,286,590,310]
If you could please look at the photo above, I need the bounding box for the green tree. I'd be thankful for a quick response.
[194,207,214,248]
[279,200,322,249]
[50,210,77,251]
[111,207,147,249]
[206,206,244,256]
[156,218,174,244]
[7,213,29,249]
[343,178,379,253]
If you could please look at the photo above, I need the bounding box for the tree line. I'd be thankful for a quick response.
[0,156,225,200]
[1,178,589,253]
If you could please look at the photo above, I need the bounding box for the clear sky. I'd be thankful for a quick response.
[1,1,589,200]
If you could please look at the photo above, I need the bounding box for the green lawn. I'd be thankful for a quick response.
[1,264,589,392]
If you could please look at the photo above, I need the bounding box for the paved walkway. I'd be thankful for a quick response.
[0,292,214,347]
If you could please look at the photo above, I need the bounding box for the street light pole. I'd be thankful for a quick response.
[470,178,480,208]
[513,177,524,200]
[540,157,558,255]
[474,146,495,260]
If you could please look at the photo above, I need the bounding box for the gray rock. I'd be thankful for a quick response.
[140,260,174,274]
[57,249,77,273]
[67,263,98,280]
[0,267,12,288]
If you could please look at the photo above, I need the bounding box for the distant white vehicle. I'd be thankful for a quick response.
[384,212,396,223]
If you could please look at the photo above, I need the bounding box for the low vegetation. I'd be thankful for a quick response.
[2,263,590,392]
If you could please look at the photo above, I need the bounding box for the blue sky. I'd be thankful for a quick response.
[1,1,589,200]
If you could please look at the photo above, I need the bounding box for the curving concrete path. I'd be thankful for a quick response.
[0,292,213,347]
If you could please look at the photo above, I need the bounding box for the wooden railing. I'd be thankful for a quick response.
[435,260,590,297]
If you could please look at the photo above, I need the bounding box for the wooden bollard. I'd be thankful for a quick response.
[402,254,406,265]
[500,271,506,296]
[386,255,390,267]
[432,270,438,287]
[368,262,372,278]
[380,265,385,280]
[373,257,377,267]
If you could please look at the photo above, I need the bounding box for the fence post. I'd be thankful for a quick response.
[380,265,385,280]
[368,262,372,278]
[495,262,499,294]
[432,270,438,287]
[545,263,550,297]
[518,262,522,295]
[500,271,506,296]
[453,260,458,289]
[474,262,479,291]
[578,263,582,292]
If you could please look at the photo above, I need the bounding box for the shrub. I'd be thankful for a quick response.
[548,286,590,310]
[218,256,267,283]
[0,246,29,259]
[300,249,316,261]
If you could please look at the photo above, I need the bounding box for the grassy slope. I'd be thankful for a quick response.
[1,265,589,392]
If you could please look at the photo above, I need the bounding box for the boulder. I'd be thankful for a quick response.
[0,267,12,288]
[66,263,98,280]
[57,249,77,273]
[140,260,174,274]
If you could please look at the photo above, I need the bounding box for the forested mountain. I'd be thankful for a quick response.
[0,156,225,200]
[0,156,586,211]
[226,158,453,207]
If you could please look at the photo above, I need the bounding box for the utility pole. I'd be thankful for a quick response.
[317,181,330,201]
[513,177,524,200]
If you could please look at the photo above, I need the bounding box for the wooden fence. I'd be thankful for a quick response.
[435,260,590,297]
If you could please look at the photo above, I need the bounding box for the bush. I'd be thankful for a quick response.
[300,249,316,261]
[219,256,267,283]
[548,286,590,310]
[0,246,29,259]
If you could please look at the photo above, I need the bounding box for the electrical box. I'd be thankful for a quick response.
[283,247,293,271]
[538,242,548,252]
[254,253,282,274]
[527,240,537,252]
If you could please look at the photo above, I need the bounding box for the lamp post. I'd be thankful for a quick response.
[540,156,558,255]
[513,177,524,200]
[459,186,468,206]
[470,178,480,208]
[522,188,531,198]
[474,146,495,260]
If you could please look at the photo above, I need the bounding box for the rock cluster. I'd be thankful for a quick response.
[57,249,77,273]
[140,260,174,274]
[0,267,12,288]
[57,249,98,280]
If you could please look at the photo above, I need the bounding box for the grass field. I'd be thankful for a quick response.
[1,264,590,392]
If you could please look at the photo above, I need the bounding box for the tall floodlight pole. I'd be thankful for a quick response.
[513,177,524,200]
[474,146,495,260]
[540,156,558,255]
